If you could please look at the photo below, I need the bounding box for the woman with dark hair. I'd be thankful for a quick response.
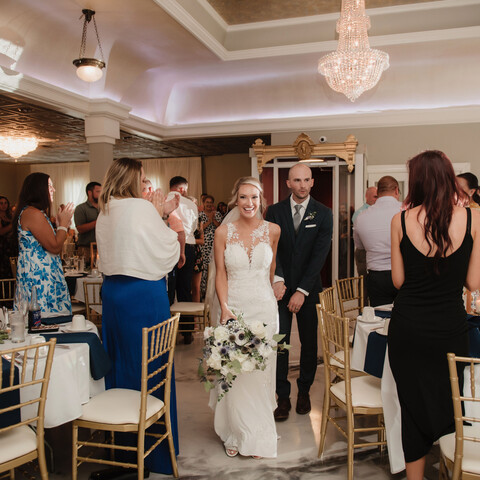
[0,195,15,279]
[13,173,74,317]
[199,194,222,298]
[457,172,480,209]
[96,157,180,474]
[388,151,480,479]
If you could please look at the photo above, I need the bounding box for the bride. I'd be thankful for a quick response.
[209,176,281,459]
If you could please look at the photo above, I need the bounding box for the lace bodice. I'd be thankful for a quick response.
[224,221,273,277]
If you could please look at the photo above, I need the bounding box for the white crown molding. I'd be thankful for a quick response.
[0,67,131,121]
[155,0,480,61]
[124,105,480,139]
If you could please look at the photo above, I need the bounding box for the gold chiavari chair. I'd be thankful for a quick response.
[0,339,57,480]
[439,354,480,480]
[319,285,337,314]
[0,279,15,309]
[83,281,102,334]
[72,314,180,479]
[317,305,385,480]
[336,276,364,318]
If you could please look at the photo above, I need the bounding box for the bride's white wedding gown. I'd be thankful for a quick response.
[210,220,279,458]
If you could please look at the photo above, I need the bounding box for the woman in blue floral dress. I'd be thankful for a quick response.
[13,173,74,318]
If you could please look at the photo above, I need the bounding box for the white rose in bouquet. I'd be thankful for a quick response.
[241,359,255,373]
[203,326,214,340]
[207,352,222,370]
[249,321,266,339]
[214,326,229,342]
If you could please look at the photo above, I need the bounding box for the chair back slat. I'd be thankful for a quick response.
[83,281,102,332]
[319,285,337,314]
[140,314,180,423]
[336,276,364,317]
[0,279,15,309]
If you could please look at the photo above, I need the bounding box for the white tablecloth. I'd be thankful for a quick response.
[0,321,105,428]
[352,319,405,474]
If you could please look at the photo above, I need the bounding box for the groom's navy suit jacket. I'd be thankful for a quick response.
[266,196,333,303]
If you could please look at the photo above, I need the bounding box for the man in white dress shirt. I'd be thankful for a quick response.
[167,176,198,344]
[354,176,402,307]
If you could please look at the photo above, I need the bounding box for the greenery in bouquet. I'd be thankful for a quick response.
[198,312,289,401]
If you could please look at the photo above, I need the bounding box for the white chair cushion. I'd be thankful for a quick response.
[330,375,383,408]
[79,388,164,424]
[0,425,37,463]
[439,424,480,474]
[171,302,205,313]
[330,350,346,368]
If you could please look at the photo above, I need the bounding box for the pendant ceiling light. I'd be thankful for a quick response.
[0,136,38,162]
[318,0,389,102]
[73,9,106,83]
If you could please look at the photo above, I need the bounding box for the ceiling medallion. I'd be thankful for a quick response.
[0,136,38,161]
[318,0,389,102]
[73,9,106,83]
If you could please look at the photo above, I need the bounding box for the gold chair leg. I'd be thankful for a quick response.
[318,388,330,457]
[347,411,354,480]
[37,432,48,480]
[137,430,145,480]
[164,411,179,478]
[9,469,14,480]
[72,422,78,480]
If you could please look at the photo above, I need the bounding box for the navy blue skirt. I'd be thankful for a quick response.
[102,275,179,474]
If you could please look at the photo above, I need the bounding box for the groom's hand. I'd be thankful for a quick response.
[273,281,286,300]
[288,291,305,313]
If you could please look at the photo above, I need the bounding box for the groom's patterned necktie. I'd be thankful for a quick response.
[293,204,302,233]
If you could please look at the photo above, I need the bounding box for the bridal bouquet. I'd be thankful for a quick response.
[198,313,289,401]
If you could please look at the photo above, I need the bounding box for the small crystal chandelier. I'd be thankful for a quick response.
[318,0,389,102]
[0,136,38,162]
[73,9,106,83]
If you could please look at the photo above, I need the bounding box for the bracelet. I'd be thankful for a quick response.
[57,226,68,233]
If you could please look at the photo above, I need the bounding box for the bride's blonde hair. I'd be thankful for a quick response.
[228,176,266,213]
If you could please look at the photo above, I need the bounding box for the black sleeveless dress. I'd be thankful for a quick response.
[388,209,472,463]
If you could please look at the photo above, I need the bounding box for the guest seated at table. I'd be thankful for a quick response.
[389,150,480,480]
[96,157,180,475]
[13,173,74,318]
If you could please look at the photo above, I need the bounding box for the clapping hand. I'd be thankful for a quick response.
[56,202,74,228]
[164,194,179,216]
[150,189,166,216]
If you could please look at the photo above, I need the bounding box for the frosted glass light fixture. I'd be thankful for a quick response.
[73,9,106,83]
[0,136,38,161]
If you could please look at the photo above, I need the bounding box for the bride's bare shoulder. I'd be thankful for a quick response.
[266,220,281,237]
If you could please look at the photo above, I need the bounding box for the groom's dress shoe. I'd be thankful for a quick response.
[274,398,291,422]
[296,392,311,415]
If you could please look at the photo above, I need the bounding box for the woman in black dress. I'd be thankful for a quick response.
[389,150,480,480]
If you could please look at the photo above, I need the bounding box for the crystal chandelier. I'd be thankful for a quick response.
[0,136,38,161]
[318,0,389,102]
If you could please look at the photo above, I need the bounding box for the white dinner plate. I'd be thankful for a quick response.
[357,315,384,324]
[86,274,102,279]
[61,324,94,333]
[64,273,83,278]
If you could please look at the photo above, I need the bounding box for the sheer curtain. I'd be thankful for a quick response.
[29,162,90,214]
[142,157,202,200]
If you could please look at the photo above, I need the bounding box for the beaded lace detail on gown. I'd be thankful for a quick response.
[211,220,279,457]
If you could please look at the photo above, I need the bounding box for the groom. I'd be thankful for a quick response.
[266,163,333,421]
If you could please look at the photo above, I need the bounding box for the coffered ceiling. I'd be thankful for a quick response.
[0,0,479,163]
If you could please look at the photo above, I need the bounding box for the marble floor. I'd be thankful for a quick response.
[21,329,443,479]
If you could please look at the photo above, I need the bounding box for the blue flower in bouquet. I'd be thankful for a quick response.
[198,312,290,401]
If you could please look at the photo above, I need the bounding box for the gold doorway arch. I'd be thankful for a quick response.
[252,133,358,174]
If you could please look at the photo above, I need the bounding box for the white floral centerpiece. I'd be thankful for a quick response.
[198,313,289,401]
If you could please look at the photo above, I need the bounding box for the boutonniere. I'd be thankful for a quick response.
[304,211,317,222]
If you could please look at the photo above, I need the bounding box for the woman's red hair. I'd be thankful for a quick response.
[404,150,467,265]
